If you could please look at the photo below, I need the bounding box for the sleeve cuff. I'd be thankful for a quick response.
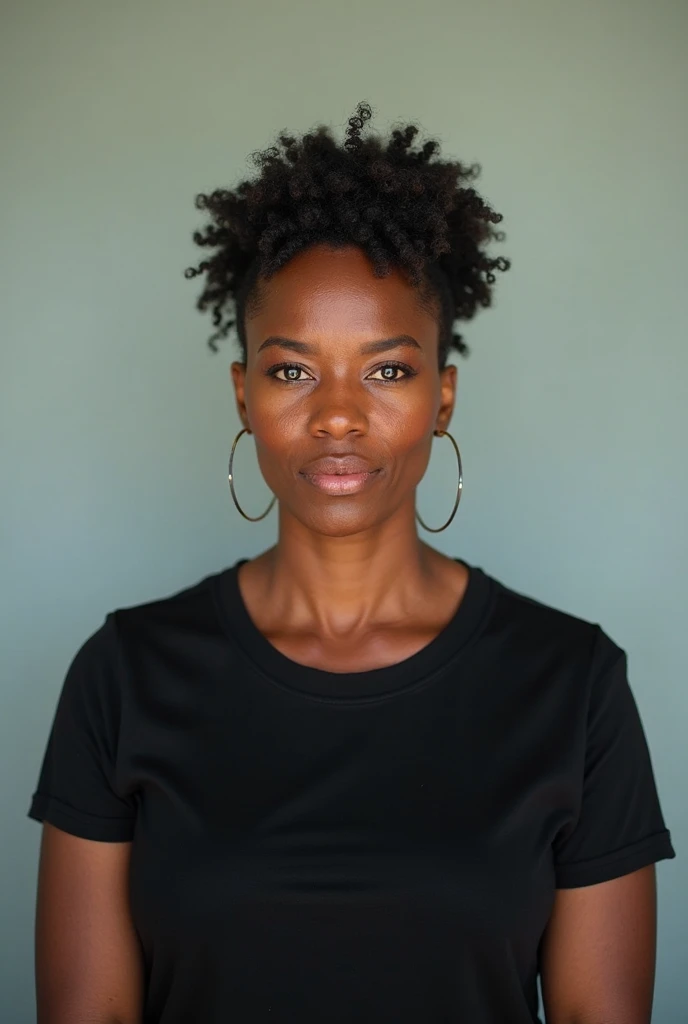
[555,829,676,888]
[28,792,135,842]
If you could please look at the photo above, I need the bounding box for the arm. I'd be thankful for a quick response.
[35,823,144,1024]
[540,865,657,1024]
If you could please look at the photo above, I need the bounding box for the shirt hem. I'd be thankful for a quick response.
[28,792,135,842]
[555,829,676,888]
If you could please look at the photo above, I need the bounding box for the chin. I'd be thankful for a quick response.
[293,505,387,538]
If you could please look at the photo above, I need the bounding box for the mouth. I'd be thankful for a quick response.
[300,469,381,495]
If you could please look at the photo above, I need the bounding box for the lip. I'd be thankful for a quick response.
[302,470,380,495]
[299,456,381,496]
[300,455,376,476]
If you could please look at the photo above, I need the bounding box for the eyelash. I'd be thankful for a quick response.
[265,361,418,383]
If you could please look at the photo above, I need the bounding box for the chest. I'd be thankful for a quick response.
[122,666,580,961]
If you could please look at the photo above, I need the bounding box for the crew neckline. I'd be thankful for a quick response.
[213,557,495,703]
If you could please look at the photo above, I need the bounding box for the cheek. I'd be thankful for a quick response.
[369,385,439,460]
[379,415,435,492]
[376,398,434,441]
[242,376,298,439]
[249,407,304,452]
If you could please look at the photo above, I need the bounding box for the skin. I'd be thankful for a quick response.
[35,243,658,1023]
[231,243,467,670]
[36,825,143,1024]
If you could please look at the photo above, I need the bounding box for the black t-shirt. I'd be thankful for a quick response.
[28,558,675,1023]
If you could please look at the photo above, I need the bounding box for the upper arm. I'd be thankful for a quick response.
[541,631,675,1022]
[539,865,657,1024]
[35,823,144,1024]
[28,617,142,1019]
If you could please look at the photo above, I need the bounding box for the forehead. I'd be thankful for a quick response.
[246,245,436,341]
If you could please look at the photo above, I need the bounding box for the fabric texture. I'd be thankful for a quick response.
[28,559,676,1023]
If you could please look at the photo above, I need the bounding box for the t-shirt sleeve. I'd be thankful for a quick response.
[553,628,675,888]
[27,613,136,842]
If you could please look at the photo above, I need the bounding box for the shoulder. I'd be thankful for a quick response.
[60,566,227,688]
[109,565,230,640]
[59,567,235,713]
[478,564,623,671]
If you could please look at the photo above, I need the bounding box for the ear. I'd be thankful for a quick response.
[230,362,250,431]
[436,363,457,433]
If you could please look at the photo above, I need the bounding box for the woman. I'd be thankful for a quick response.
[29,102,675,1023]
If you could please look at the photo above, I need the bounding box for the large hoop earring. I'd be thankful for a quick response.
[228,428,277,522]
[415,429,463,533]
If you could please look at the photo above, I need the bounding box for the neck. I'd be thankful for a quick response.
[252,504,448,636]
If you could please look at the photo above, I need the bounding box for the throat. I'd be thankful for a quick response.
[262,624,450,675]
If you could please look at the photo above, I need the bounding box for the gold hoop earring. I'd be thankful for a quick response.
[415,429,463,533]
[228,428,277,522]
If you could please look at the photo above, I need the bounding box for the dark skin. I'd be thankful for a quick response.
[36,243,658,1023]
[231,243,468,671]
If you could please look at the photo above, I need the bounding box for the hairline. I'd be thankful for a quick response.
[237,247,451,368]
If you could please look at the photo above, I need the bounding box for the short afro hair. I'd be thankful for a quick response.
[185,101,510,367]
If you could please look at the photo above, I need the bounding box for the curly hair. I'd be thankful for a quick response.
[185,101,510,367]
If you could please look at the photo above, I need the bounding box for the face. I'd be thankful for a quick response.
[231,244,456,537]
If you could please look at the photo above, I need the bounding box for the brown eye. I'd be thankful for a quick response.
[367,363,416,382]
[268,364,314,382]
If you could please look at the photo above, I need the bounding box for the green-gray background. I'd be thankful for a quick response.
[2,1,686,1020]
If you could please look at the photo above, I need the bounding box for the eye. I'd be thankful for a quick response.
[265,360,418,384]
[267,363,314,382]
[367,362,417,382]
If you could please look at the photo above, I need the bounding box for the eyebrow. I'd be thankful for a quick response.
[256,334,422,356]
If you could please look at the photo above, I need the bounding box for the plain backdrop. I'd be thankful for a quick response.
[1,0,686,1020]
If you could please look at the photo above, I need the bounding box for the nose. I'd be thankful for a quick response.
[307,378,370,440]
